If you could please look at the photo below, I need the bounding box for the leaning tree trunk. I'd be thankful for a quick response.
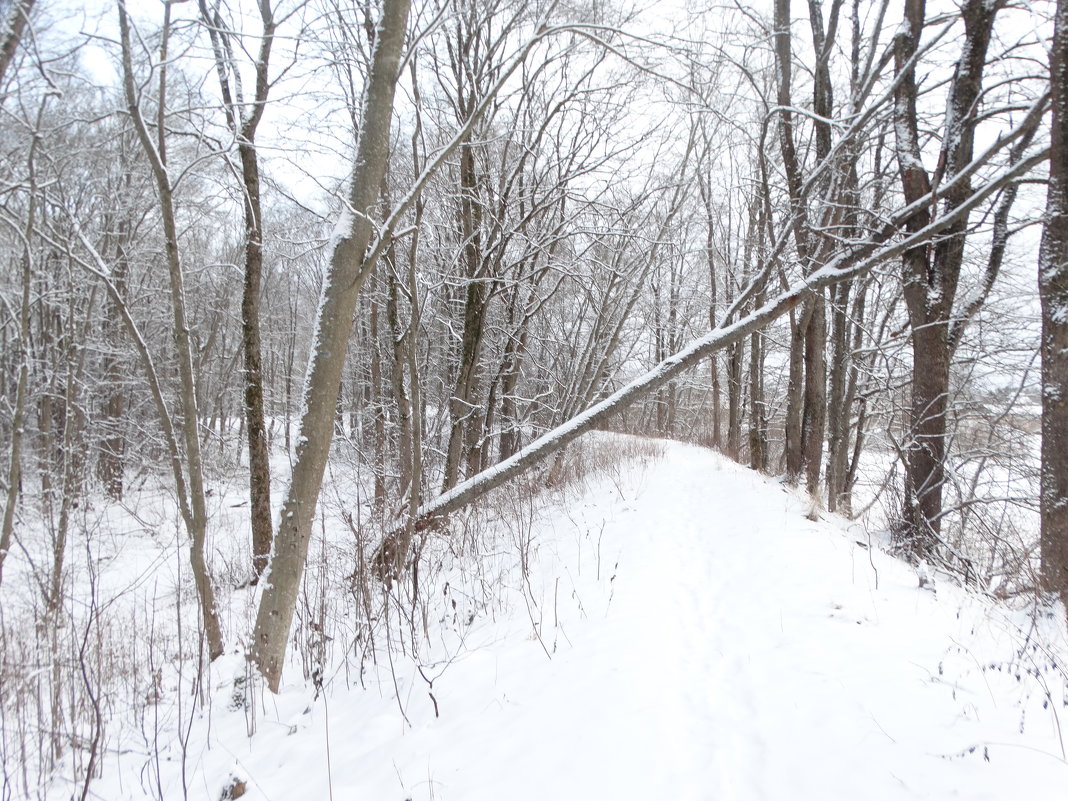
[1040,0,1068,607]
[250,0,411,691]
[370,117,1047,574]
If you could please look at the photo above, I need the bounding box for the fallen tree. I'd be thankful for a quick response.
[373,100,1049,577]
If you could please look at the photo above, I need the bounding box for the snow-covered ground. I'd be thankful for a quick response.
[12,435,1068,799]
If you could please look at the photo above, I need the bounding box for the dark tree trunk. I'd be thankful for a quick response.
[727,341,743,460]
[0,0,35,88]
[801,293,826,493]
[784,311,806,481]
[1040,0,1068,606]
[368,290,387,511]
[238,139,273,578]
[385,255,414,498]
[498,286,531,462]
[199,0,278,579]
[443,141,488,491]
[891,0,998,559]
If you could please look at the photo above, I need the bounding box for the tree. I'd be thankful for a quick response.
[891,0,1041,560]
[118,0,224,659]
[1041,0,1068,606]
[250,0,412,690]
[199,0,284,579]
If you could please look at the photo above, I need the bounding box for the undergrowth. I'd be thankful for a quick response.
[0,431,663,800]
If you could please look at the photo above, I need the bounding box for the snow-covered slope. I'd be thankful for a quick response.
[46,436,1068,800]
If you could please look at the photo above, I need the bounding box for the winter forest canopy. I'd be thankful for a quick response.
[2,0,1068,795]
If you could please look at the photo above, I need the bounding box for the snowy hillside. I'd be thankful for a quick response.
[18,435,1068,800]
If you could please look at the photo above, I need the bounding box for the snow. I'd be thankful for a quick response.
[329,202,356,250]
[13,435,1068,799]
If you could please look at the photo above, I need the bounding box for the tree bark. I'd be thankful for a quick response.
[239,136,274,577]
[1040,0,1068,606]
[891,0,999,559]
[200,0,278,579]
[250,0,411,691]
[442,140,489,491]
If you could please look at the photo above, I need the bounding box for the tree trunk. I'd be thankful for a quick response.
[97,260,128,500]
[824,282,849,512]
[802,292,826,494]
[0,0,35,90]
[239,138,274,578]
[386,257,414,498]
[748,323,767,472]
[199,0,279,578]
[442,141,488,491]
[891,0,999,559]
[784,310,806,480]
[1040,0,1068,606]
[726,340,743,460]
[250,0,411,691]
[497,302,530,462]
[368,289,387,511]
[119,0,223,659]
[774,0,818,485]
[96,168,134,501]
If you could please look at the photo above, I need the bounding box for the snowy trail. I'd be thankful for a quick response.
[284,439,1064,801]
[119,438,1067,801]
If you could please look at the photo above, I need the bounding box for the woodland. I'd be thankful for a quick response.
[1,0,1067,796]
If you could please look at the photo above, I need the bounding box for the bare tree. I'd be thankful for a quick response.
[250,0,412,691]
[199,0,285,579]
[890,0,1042,560]
[117,0,224,659]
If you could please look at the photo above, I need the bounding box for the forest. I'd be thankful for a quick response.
[1,0,1067,796]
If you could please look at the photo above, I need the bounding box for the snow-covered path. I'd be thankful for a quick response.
[379,440,1066,800]
[92,438,1068,800]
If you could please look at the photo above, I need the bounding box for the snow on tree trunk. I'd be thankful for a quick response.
[250,0,412,692]
[1041,0,1068,607]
